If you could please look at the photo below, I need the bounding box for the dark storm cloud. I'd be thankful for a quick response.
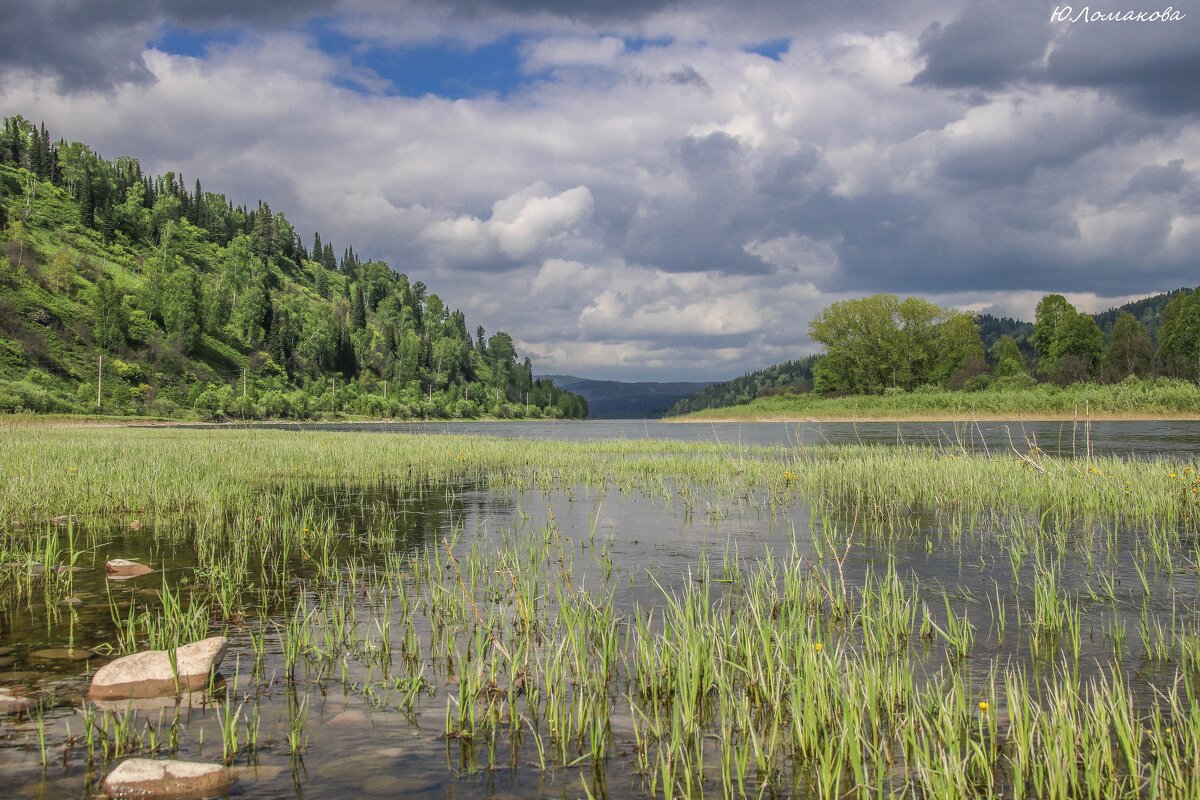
[1044,23,1200,115]
[2,0,947,93]
[913,0,1200,115]
[914,3,1050,89]
[0,0,337,90]
[1124,159,1193,196]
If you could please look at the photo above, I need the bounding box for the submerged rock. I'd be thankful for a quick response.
[0,687,36,714]
[101,758,237,799]
[30,647,94,662]
[88,637,227,700]
[105,559,154,578]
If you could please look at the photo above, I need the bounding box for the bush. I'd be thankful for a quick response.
[990,373,1038,392]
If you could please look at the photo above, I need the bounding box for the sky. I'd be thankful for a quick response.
[1,0,1198,381]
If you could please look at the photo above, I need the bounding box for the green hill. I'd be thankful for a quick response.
[665,358,817,416]
[0,115,586,420]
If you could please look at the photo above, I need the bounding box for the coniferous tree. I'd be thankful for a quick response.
[252,202,275,266]
[79,167,95,228]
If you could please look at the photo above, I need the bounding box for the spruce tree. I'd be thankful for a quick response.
[79,167,95,228]
[352,283,367,329]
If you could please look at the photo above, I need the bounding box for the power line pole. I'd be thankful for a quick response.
[242,368,247,399]
[95,354,103,410]
[383,380,388,398]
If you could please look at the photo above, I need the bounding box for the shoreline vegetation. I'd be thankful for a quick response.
[5,425,1200,797]
[671,377,1200,423]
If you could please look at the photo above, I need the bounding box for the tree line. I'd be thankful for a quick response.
[807,291,1200,396]
[0,116,587,419]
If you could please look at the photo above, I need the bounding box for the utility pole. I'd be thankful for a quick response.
[383,380,388,398]
[95,354,103,410]
[242,368,247,399]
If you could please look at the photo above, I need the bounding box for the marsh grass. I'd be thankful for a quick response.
[2,423,1200,797]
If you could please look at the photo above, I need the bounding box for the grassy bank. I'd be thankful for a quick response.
[672,377,1200,422]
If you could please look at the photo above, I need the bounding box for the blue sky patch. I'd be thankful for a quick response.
[745,39,790,61]
[311,22,527,99]
[150,24,243,58]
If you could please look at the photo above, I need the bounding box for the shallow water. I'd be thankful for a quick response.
[2,470,1198,798]
[203,418,1200,460]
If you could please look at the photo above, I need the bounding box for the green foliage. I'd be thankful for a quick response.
[666,359,816,416]
[0,118,586,420]
[1031,295,1104,383]
[1158,289,1200,381]
[1102,311,1153,380]
[681,377,1200,420]
[162,267,202,353]
[809,294,985,394]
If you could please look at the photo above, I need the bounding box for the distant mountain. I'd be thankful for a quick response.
[541,375,714,418]
[665,358,817,417]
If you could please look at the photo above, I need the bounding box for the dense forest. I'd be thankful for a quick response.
[0,116,587,420]
[665,359,816,416]
[668,289,1200,416]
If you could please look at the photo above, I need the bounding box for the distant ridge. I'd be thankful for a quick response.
[541,375,714,419]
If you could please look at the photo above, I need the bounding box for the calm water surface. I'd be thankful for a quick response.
[228,418,1200,460]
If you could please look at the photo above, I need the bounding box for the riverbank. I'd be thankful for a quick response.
[669,379,1200,422]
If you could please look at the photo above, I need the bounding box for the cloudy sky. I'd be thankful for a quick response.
[2,0,1198,380]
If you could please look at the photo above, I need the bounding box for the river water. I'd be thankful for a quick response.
[217,418,1200,460]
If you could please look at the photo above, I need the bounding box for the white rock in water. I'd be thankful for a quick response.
[105,559,154,577]
[88,637,227,700]
[0,687,36,714]
[101,758,237,799]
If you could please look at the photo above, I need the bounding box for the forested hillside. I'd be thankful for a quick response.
[665,359,817,416]
[0,116,586,420]
[668,289,1200,417]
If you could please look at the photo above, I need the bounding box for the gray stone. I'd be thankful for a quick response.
[88,637,227,700]
[101,758,237,799]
